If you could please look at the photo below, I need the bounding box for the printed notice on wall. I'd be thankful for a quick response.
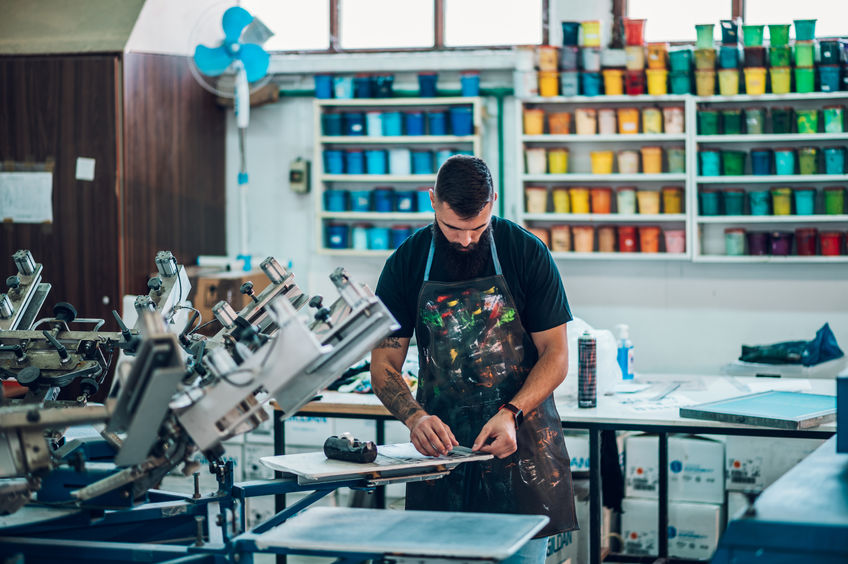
[0,171,54,223]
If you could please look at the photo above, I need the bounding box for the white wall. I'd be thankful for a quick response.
[225,0,848,374]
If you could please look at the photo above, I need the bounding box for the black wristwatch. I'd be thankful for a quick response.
[499,402,524,429]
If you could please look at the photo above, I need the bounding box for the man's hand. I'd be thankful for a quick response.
[407,412,458,457]
[472,410,517,459]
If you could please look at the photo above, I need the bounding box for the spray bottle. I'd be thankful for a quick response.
[615,324,634,380]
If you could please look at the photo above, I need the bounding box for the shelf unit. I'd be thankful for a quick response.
[692,92,848,262]
[314,97,483,254]
[516,96,694,259]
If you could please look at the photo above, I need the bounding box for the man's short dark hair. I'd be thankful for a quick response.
[433,155,494,218]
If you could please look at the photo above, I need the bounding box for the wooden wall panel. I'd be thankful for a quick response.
[0,55,121,325]
[122,52,226,295]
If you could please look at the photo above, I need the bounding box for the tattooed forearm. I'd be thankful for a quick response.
[373,367,424,424]
[375,337,404,349]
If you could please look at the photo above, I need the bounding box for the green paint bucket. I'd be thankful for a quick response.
[745,108,765,134]
[768,24,791,47]
[771,108,794,133]
[742,25,765,47]
[769,46,792,67]
[823,107,845,133]
[670,71,692,94]
[697,109,720,134]
[824,187,845,214]
[696,24,715,49]
[669,49,692,72]
[798,147,818,175]
[796,109,819,134]
[795,67,816,93]
[721,150,746,176]
[794,19,817,41]
[794,42,815,67]
[721,109,743,135]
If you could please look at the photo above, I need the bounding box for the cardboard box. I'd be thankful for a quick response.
[724,435,824,491]
[621,497,724,560]
[190,268,264,328]
[625,434,724,503]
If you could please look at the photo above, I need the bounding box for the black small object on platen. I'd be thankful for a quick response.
[323,434,378,463]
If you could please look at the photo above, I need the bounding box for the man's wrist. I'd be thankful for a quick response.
[404,409,428,429]
[498,402,524,429]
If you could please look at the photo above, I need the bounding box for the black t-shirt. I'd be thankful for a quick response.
[375,216,572,339]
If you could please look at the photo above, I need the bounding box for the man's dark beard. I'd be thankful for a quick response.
[431,222,492,280]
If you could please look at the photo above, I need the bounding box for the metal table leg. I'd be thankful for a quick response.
[589,428,601,564]
[658,432,669,560]
[376,419,386,509]
[274,410,287,564]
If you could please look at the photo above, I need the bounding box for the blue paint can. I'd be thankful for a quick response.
[427,112,448,135]
[323,190,348,212]
[411,150,434,174]
[404,112,425,136]
[323,150,344,174]
[351,224,369,250]
[345,150,364,175]
[449,107,473,136]
[314,74,333,99]
[322,113,343,135]
[365,150,388,175]
[581,72,603,96]
[353,75,373,98]
[344,113,365,135]
[350,190,371,212]
[824,147,846,174]
[794,189,816,215]
[750,149,772,175]
[368,227,391,250]
[333,76,354,99]
[394,191,416,212]
[391,225,413,248]
[418,73,438,97]
[326,223,349,249]
[460,72,480,96]
[435,149,453,169]
[749,191,770,215]
[382,112,403,136]
[417,188,433,212]
[373,188,394,212]
[774,149,795,175]
[699,150,721,176]
[366,112,383,136]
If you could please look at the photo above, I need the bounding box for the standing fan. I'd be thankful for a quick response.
[189,4,273,263]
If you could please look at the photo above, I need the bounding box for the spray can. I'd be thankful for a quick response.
[615,324,634,380]
[578,331,597,408]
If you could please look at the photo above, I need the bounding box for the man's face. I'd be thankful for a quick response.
[430,189,497,251]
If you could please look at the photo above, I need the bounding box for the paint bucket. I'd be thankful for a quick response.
[324,190,348,212]
[662,186,683,213]
[538,70,559,97]
[718,69,739,96]
[719,45,740,69]
[323,150,345,174]
[747,231,770,255]
[601,48,627,68]
[560,71,580,96]
[514,70,539,98]
[667,147,686,173]
[742,25,765,47]
[824,147,846,174]
[743,46,766,68]
[638,226,661,253]
[820,66,842,92]
[769,46,792,67]
[694,49,717,70]
[771,108,793,134]
[771,188,792,215]
[538,45,560,71]
[591,187,613,213]
[549,112,572,134]
[597,225,616,252]
[664,229,686,253]
[794,19,817,41]
[364,112,383,136]
[824,187,845,214]
[525,186,548,213]
[315,74,334,98]
[696,24,715,49]
[575,108,598,135]
[550,225,571,252]
[669,49,692,72]
[373,188,394,212]
[695,70,716,96]
[769,24,790,47]
[794,42,816,67]
[642,107,663,133]
[418,73,438,97]
[823,107,845,133]
[570,187,591,214]
[602,69,624,95]
[598,109,617,135]
[640,146,663,173]
[617,150,640,174]
[449,107,473,136]
[322,112,344,135]
[646,69,668,95]
[798,147,818,175]
[698,109,720,134]
[326,223,349,249]
[794,188,816,215]
[560,46,580,70]
[699,150,721,176]
[404,112,425,136]
[624,18,647,46]
[625,46,646,70]
[769,67,791,94]
[744,108,765,134]
[795,228,818,256]
[724,228,746,256]
[561,21,581,46]
[435,149,453,168]
[351,224,369,251]
[590,151,614,174]
[581,20,602,47]
[572,225,595,252]
[367,227,391,250]
[820,40,845,64]
[353,74,373,98]
[700,189,720,215]
[721,109,743,134]
[749,190,770,215]
[525,148,547,174]
[523,108,545,135]
[350,190,372,212]
[333,76,354,98]
[670,71,691,94]
[344,112,366,135]
[394,191,415,213]
[373,74,394,97]
[646,43,668,69]
[775,148,796,175]
[820,231,844,255]
[795,67,815,94]
[743,67,766,95]
[722,150,746,175]
[581,72,602,96]
[636,190,660,214]
[581,48,602,72]
[617,187,637,214]
[617,107,639,134]
[365,150,388,174]
[751,149,772,175]
[552,187,570,213]
[618,225,637,252]
[390,225,412,248]
[770,231,794,256]
[417,187,433,212]
[382,112,403,135]
[548,148,569,174]
[625,70,646,94]
[663,107,685,133]
[388,148,412,175]
[427,111,447,135]
[720,19,741,44]
[723,188,745,215]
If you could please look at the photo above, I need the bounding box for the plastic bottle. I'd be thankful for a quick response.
[615,324,634,380]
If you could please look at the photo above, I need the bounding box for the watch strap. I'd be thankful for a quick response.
[499,402,524,428]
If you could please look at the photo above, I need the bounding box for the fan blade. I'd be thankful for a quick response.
[193,44,233,77]
[222,6,253,43]
[238,43,270,83]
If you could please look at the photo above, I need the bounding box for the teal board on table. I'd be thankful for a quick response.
[679,391,836,430]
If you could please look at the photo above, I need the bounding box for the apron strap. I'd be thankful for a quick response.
[425,223,501,281]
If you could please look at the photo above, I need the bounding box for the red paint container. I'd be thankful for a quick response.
[820,231,844,256]
[625,71,645,95]
[795,228,818,256]
[618,225,637,253]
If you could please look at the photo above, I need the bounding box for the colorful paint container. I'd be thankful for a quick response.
[646,43,668,69]
[315,74,334,99]
[723,188,745,215]
[624,18,647,46]
[435,149,453,169]
[794,188,816,215]
[743,46,766,67]
[373,188,394,212]
[662,186,683,214]
[820,232,844,256]
[550,225,571,252]
[768,67,791,94]
[616,187,637,214]
[598,109,617,135]
[769,24,790,47]
[324,190,348,212]
[721,109,743,135]
[449,107,473,136]
[417,188,433,212]
[350,190,371,212]
[795,228,818,256]
[718,45,740,69]
[795,67,815,93]
[749,190,770,215]
[618,225,637,252]
[322,112,343,135]
[718,69,739,96]
[523,108,545,135]
[353,75,373,98]
[625,46,646,72]
[820,66,842,93]
[824,147,846,174]
[700,189,720,215]
[695,70,716,96]
[747,231,770,255]
[366,112,383,136]
[640,146,663,173]
[636,190,660,214]
[669,49,692,72]
[699,150,721,176]
[333,76,354,99]
[796,110,819,134]
[751,149,772,175]
[798,147,819,175]
[597,225,616,253]
[323,150,345,174]
[617,108,639,134]
[326,223,349,249]
[771,188,792,215]
[561,21,580,46]
[698,110,720,135]
[418,73,438,97]
[548,112,572,134]
[721,150,746,176]
[602,69,624,95]
[696,24,715,49]
[820,40,846,64]
[560,71,580,96]
[581,48,602,72]
[669,71,691,94]
[617,150,640,174]
[775,149,796,175]
[404,112,425,136]
[724,228,746,256]
[769,47,792,68]
[694,49,717,70]
[572,225,595,252]
[525,148,547,174]
[667,147,686,173]
[744,108,765,134]
[373,74,394,97]
[625,70,646,94]
[581,20,602,47]
[560,46,580,70]
[427,111,447,135]
[390,225,412,248]
[794,19,817,41]
[581,72,603,96]
[411,151,434,174]
[365,150,388,175]
[720,19,741,44]
[570,187,591,214]
[664,229,686,253]
[590,151,614,174]
[525,187,548,214]
[591,187,613,214]
[743,67,767,96]
[460,72,480,96]
[663,107,685,133]
[552,188,570,213]
[794,42,815,67]
[539,70,559,97]
[548,148,569,174]
[388,148,411,175]
[824,187,845,214]
[638,226,661,253]
[770,231,794,256]
[351,224,369,251]
[344,113,366,136]
[742,25,764,47]
[823,107,845,133]
[771,108,794,134]
[382,112,403,136]
[367,227,391,250]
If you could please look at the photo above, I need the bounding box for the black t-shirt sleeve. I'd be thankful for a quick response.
[375,248,416,339]
[517,228,572,333]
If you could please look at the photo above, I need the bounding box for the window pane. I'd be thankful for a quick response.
[746,0,848,38]
[242,0,329,51]
[445,0,542,47]
[629,0,732,43]
[341,0,434,49]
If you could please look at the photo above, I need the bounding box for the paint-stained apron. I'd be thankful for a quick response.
[406,232,577,537]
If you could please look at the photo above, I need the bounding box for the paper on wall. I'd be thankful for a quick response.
[0,172,53,223]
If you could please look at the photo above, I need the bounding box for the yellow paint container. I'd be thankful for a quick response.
[772,187,792,215]
[570,187,591,214]
[538,71,559,97]
[662,186,683,213]
[646,69,668,95]
[770,67,791,94]
[637,190,661,214]
[552,188,570,213]
[602,69,624,95]
[642,108,663,133]
[718,69,739,96]
[581,20,602,47]
[744,67,767,96]
[640,146,663,173]
[617,107,640,134]
[547,148,569,174]
[523,108,545,135]
[590,151,614,174]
